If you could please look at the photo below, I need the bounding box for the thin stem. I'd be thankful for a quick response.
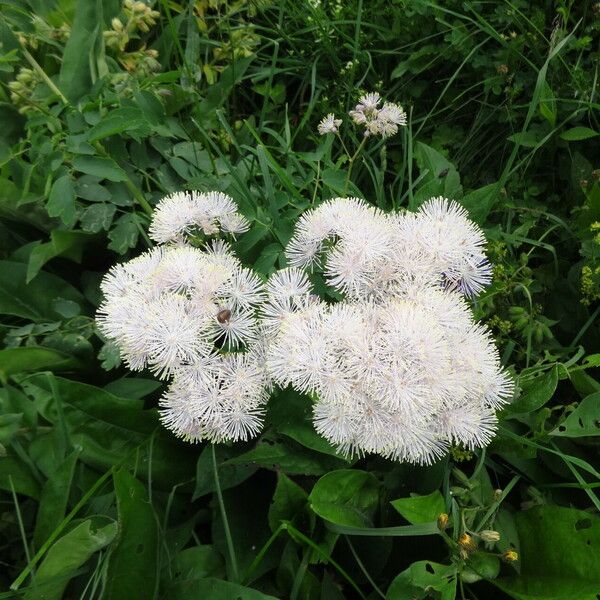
[345,536,385,599]
[211,444,239,583]
[344,136,367,195]
[21,47,68,105]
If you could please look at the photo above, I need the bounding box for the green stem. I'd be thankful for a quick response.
[211,444,239,583]
[344,136,367,195]
[21,47,68,105]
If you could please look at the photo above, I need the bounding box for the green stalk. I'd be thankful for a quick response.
[211,444,239,582]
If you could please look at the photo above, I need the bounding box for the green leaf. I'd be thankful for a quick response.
[20,374,195,490]
[460,182,500,225]
[27,230,91,282]
[391,490,445,524]
[59,0,105,102]
[551,392,600,437]
[193,444,256,500]
[105,470,159,600]
[0,347,80,381]
[309,469,379,528]
[268,472,308,531]
[387,561,457,600]
[108,213,140,253]
[0,454,41,499]
[168,546,224,582]
[494,506,600,599]
[33,449,80,548]
[80,203,116,233]
[224,437,345,476]
[412,142,462,210]
[24,518,117,600]
[508,366,559,413]
[559,127,599,141]
[73,156,127,182]
[268,390,346,458]
[46,175,76,226]
[0,261,85,322]
[167,577,279,600]
[87,107,151,142]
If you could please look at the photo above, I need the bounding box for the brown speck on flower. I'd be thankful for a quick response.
[217,309,231,323]
[497,64,509,75]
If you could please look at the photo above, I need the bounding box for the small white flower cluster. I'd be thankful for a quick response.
[318,92,407,138]
[149,190,250,244]
[97,192,270,443]
[348,92,407,137]
[265,197,513,464]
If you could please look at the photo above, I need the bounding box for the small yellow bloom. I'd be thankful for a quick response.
[502,549,519,562]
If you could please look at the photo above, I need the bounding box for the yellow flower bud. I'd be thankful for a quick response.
[437,513,449,531]
[502,549,519,562]
[458,533,477,554]
[112,17,123,31]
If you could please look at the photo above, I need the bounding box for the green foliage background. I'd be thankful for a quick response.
[0,0,599,598]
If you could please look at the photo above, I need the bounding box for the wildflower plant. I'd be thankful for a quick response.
[97,191,513,463]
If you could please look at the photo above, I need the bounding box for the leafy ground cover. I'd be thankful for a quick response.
[0,1,599,598]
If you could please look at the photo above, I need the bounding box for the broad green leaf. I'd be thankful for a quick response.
[460,183,500,225]
[33,449,80,548]
[103,377,162,400]
[168,546,224,582]
[0,454,41,499]
[46,175,76,226]
[494,506,600,599]
[268,390,346,459]
[391,490,445,524]
[59,0,107,101]
[193,444,256,500]
[24,518,117,600]
[224,437,345,476]
[0,261,85,321]
[412,142,462,209]
[309,469,379,528]
[80,203,116,233]
[268,472,308,531]
[20,374,195,490]
[551,392,600,437]
[559,127,598,141]
[105,470,159,600]
[87,107,151,141]
[73,156,127,182]
[27,231,90,282]
[387,561,457,600]
[0,347,80,381]
[167,577,278,600]
[508,366,559,413]
[108,213,140,253]
[0,413,22,445]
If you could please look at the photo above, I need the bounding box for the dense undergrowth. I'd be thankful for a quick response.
[0,0,599,598]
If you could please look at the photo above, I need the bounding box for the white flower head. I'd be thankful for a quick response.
[149,190,249,244]
[349,92,406,138]
[318,113,342,135]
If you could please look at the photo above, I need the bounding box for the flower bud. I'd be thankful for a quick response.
[437,513,449,531]
[112,17,123,31]
[458,533,477,554]
[479,530,501,543]
[502,549,519,562]
[493,489,503,501]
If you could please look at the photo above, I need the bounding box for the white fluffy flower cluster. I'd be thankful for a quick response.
[317,92,406,138]
[265,197,513,464]
[149,190,250,244]
[348,92,407,137]
[97,193,270,443]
